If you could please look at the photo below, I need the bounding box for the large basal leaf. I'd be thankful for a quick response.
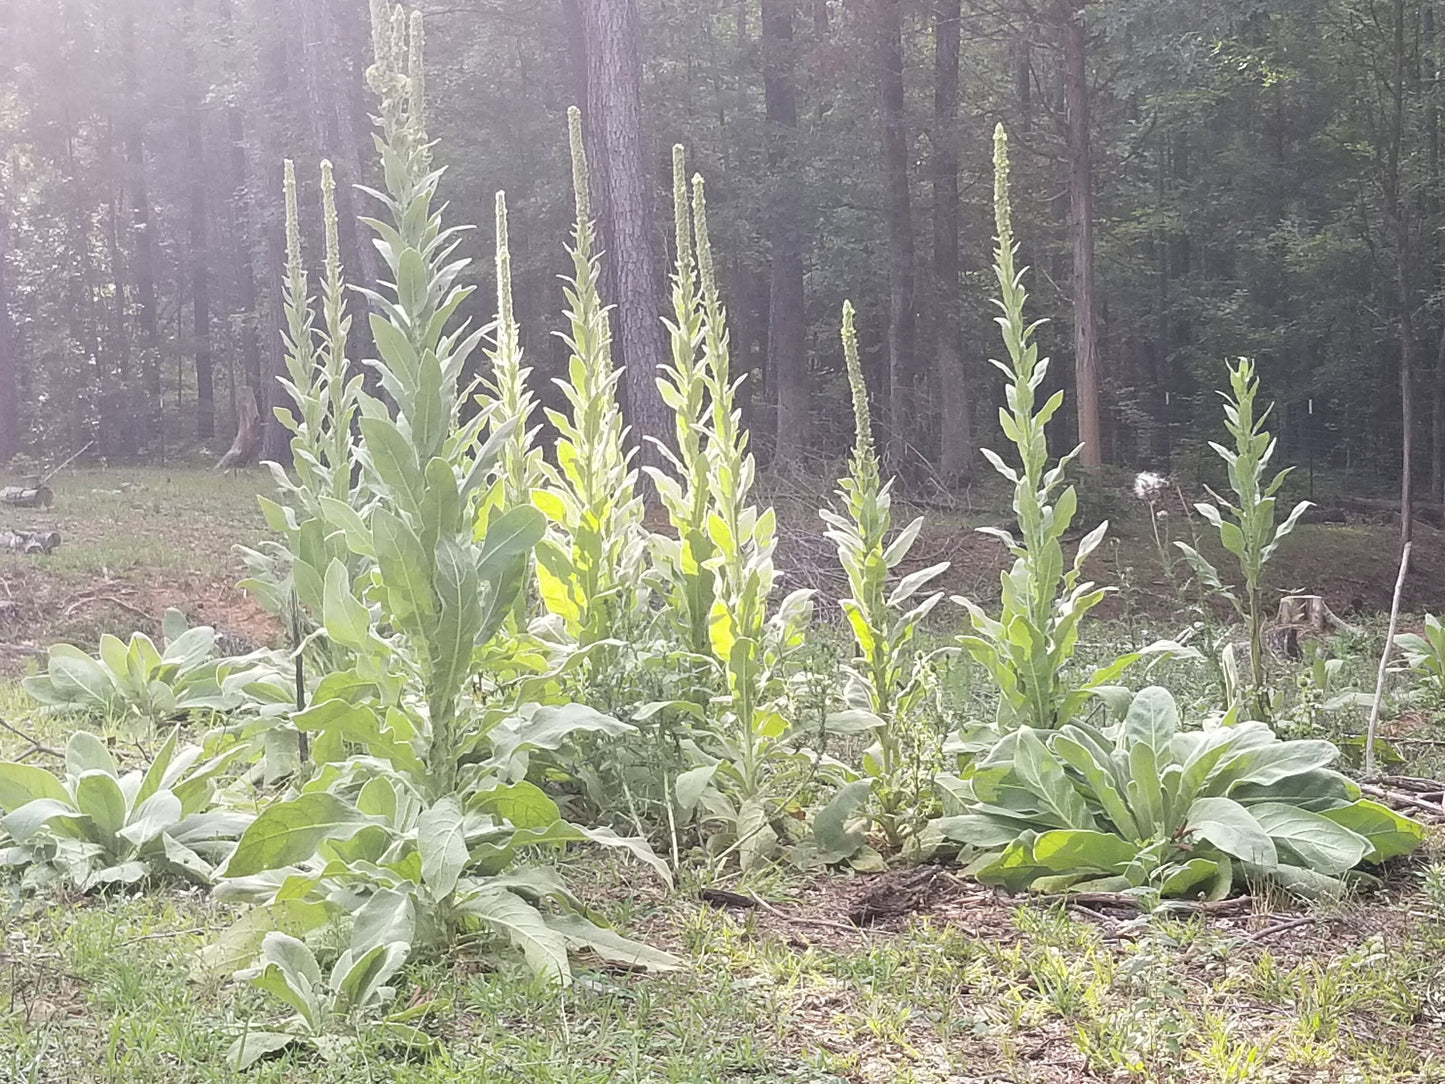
[813,779,872,861]
[224,793,376,877]
[1184,796,1277,867]
[1119,687,1178,758]
[418,796,469,898]
[575,826,674,889]
[1012,728,1096,830]
[227,1031,301,1072]
[194,899,332,982]
[470,781,561,830]
[458,888,570,985]
[0,762,70,814]
[489,703,635,766]
[117,790,183,849]
[1029,829,1139,874]
[1250,802,1369,875]
[737,799,778,873]
[1212,739,1339,791]
[350,888,418,959]
[545,913,680,973]
[66,731,119,780]
[1319,800,1426,863]
[332,941,411,1012]
[2,798,91,845]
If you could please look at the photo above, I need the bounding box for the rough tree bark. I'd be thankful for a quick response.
[1057,0,1101,468]
[878,0,917,472]
[181,0,215,442]
[933,0,972,481]
[583,0,670,458]
[762,0,810,467]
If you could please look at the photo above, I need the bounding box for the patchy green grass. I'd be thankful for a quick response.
[5,860,1445,1083]
[0,467,277,667]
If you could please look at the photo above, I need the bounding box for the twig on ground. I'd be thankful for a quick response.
[1029,892,1256,916]
[64,594,154,624]
[1358,782,1445,816]
[0,717,60,759]
[747,893,891,936]
[1246,916,1319,943]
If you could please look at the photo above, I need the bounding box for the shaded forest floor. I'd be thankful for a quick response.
[4,466,1445,1082]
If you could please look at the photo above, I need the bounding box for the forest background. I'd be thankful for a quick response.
[0,0,1432,507]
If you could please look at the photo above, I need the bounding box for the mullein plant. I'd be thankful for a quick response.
[820,302,948,847]
[646,148,813,870]
[236,159,368,770]
[217,8,671,1017]
[953,125,1170,740]
[530,108,650,657]
[1173,358,1311,725]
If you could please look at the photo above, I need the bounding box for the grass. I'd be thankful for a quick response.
[6,865,1445,1082]
[0,467,276,669]
[3,467,1445,1082]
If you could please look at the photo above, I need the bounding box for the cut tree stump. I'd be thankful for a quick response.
[217,390,262,471]
[0,486,53,508]
[1277,594,1360,636]
[2,530,61,555]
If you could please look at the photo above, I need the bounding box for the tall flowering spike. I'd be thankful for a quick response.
[284,159,302,283]
[407,11,426,138]
[369,0,390,77]
[841,301,873,463]
[320,160,340,281]
[390,5,407,72]
[691,174,718,307]
[993,122,1013,251]
[672,145,693,281]
[495,191,515,330]
[567,107,591,233]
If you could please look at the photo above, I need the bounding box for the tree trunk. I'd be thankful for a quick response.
[220,0,262,411]
[878,0,916,472]
[1058,0,1101,468]
[0,1,19,462]
[933,0,971,481]
[1390,0,1414,545]
[258,0,296,465]
[584,0,670,457]
[0,202,18,463]
[120,10,163,457]
[762,0,809,467]
[181,0,214,442]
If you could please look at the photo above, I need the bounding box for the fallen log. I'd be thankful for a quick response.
[0,486,52,509]
[1,530,60,555]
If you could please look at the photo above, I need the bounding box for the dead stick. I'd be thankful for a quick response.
[747,893,890,936]
[66,595,154,624]
[0,718,59,758]
[38,440,94,488]
[1366,541,1411,779]
[1246,916,1318,943]
[1358,782,1444,816]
